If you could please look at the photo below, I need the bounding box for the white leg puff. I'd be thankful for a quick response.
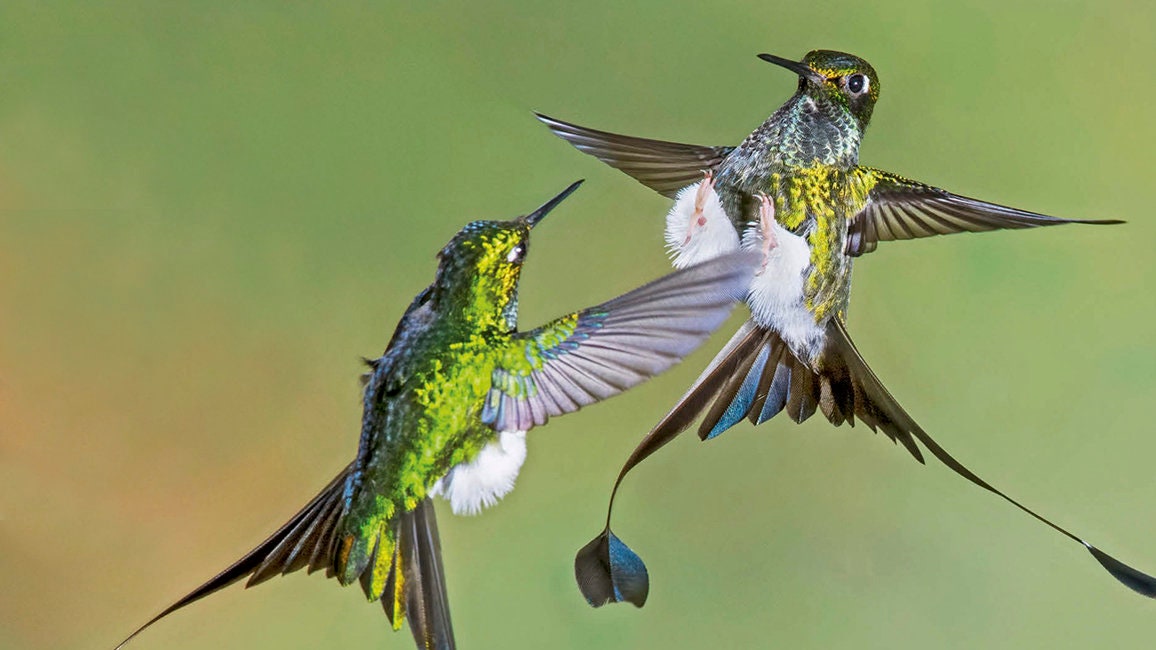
[664,171,740,269]
[431,430,528,516]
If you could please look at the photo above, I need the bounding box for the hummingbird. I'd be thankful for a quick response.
[112,180,758,650]
[533,52,1156,607]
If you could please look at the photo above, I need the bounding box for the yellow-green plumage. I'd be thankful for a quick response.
[545,51,1154,611]
[742,166,876,322]
[337,221,535,609]
[336,210,754,624]
[337,242,597,611]
[112,180,759,650]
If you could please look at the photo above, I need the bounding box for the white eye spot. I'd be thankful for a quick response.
[846,73,868,95]
[506,243,526,263]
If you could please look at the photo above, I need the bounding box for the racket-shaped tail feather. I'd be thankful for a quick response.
[577,317,1156,607]
[575,527,649,608]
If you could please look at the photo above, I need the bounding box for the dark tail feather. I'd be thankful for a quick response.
[113,466,353,649]
[824,319,1156,598]
[582,316,1156,602]
[352,499,456,650]
[397,498,456,650]
[613,321,766,482]
[575,528,649,608]
[706,319,1156,597]
[699,331,775,439]
[694,322,929,461]
[534,112,733,199]
[351,500,456,650]
[573,323,764,607]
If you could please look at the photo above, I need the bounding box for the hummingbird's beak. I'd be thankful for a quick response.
[757,53,825,85]
[522,179,584,229]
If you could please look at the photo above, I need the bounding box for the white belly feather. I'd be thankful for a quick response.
[430,430,527,516]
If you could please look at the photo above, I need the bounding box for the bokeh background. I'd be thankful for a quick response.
[3,2,1156,649]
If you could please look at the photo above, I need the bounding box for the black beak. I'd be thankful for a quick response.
[757,53,825,85]
[522,179,583,229]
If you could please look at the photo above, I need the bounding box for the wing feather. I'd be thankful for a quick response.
[483,250,758,433]
[846,169,1122,256]
[536,113,734,198]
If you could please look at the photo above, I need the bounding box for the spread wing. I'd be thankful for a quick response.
[535,113,733,198]
[846,169,1123,256]
[482,250,759,432]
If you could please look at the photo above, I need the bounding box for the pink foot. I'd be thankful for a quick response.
[683,171,716,246]
[755,192,778,275]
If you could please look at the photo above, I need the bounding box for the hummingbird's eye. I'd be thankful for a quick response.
[846,73,868,95]
[506,242,527,264]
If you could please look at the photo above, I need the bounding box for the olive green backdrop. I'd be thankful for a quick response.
[3,2,1155,649]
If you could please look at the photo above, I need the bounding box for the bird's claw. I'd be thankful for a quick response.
[683,171,716,245]
[755,192,778,275]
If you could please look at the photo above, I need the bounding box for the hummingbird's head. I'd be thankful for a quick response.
[759,50,880,133]
[431,180,583,331]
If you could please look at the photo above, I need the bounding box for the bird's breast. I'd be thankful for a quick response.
[755,166,872,324]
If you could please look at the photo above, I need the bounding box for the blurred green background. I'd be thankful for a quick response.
[3,2,1155,649]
